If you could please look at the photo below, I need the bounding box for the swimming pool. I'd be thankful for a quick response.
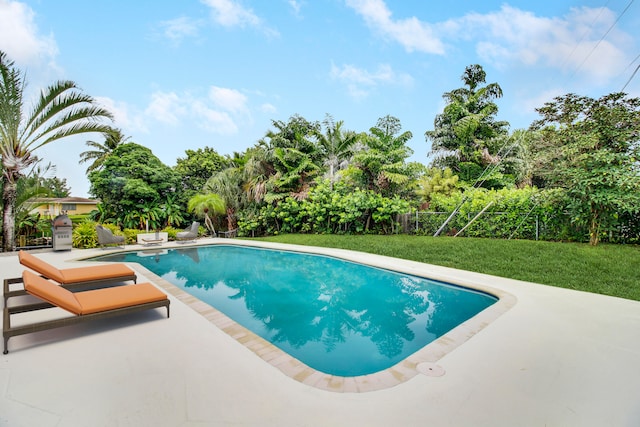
[91,244,497,377]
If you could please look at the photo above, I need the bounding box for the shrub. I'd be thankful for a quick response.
[72,220,98,249]
[238,180,410,236]
[162,226,179,240]
[122,228,139,244]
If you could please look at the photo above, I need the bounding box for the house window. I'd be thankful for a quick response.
[61,204,77,211]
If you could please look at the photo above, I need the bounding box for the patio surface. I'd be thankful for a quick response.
[2,239,639,426]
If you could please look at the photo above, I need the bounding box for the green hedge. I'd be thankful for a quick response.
[238,181,410,236]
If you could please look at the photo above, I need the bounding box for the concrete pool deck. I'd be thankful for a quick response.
[2,239,640,426]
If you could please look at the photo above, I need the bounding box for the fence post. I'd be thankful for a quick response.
[536,215,539,240]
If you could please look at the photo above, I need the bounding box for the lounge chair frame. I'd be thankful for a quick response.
[4,251,138,308]
[3,278,170,354]
[3,274,138,308]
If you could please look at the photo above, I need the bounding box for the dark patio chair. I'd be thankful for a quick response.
[176,222,199,242]
[96,225,125,249]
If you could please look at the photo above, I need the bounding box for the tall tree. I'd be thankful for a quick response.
[174,147,228,197]
[258,114,322,196]
[204,167,243,231]
[79,127,130,174]
[531,92,640,245]
[88,142,181,228]
[426,64,509,176]
[316,114,358,189]
[348,115,416,197]
[0,51,113,251]
[242,147,274,204]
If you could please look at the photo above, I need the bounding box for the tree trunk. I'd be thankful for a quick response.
[226,207,236,231]
[589,208,600,246]
[204,213,216,236]
[2,175,17,252]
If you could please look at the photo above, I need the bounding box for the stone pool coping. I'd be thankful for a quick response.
[122,239,517,393]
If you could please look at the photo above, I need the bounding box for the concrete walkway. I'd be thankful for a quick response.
[2,239,639,426]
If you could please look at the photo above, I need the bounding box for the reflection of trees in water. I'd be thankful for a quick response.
[102,247,492,360]
[218,249,433,357]
[354,277,430,358]
[425,284,495,337]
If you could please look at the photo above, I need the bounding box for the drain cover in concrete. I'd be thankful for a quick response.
[417,362,445,377]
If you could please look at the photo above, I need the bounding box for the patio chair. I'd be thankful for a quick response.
[3,251,137,307]
[96,225,125,248]
[218,228,238,238]
[176,222,199,242]
[3,270,170,354]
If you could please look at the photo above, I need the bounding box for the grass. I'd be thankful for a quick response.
[254,234,640,302]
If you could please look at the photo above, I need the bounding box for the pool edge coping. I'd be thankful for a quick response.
[81,239,517,393]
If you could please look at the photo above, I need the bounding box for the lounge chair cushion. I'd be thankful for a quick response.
[19,251,65,283]
[23,271,82,314]
[19,251,135,284]
[74,284,167,314]
[23,271,167,315]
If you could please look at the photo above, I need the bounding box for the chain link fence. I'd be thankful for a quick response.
[399,211,640,244]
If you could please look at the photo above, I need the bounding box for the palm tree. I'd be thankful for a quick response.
[79,127,130,173]
[186,193,225,235]
[0,51,113,251]
[316,115,358,189]
[204,167,243,231]
[426,64,509,169]
[258,115,322,195]
[242,149,273,203]
[351,116,415,197]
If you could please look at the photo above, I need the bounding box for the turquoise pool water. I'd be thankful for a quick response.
[91,245,497,376]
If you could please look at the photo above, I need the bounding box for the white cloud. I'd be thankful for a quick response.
[159,16,201,43]
[200,0,259,27]
[345,0,445,54]
[346,1,633,84]
[518,88,565,115]
[95,96,148,133]
[209,86,248,113]
[141,87,254,135]
[200,0,279,37]
[260,103,277,114]
[330,62,413,98]
[192,100,238,134]
[0,0,58,67]
[450,5,632,83]
[288,0,302,18]
[145,91,187,126]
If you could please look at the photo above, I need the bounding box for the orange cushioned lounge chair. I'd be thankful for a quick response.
[3,270,169,354]
[3,251,137,307]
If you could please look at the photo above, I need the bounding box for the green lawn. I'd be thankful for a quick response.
[254,234,640,301]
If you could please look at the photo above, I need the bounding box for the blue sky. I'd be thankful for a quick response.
[1,0,639,197]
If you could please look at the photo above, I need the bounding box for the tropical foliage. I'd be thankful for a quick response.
[88,142,182,229]
[425,64,509,184]
[531,92,640,245]
[238,180,410,236]
[174,147,229,198]
[186,193,225,235]
[80,128,130,174]
[0,51,112,251]
[3,57,639,250]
